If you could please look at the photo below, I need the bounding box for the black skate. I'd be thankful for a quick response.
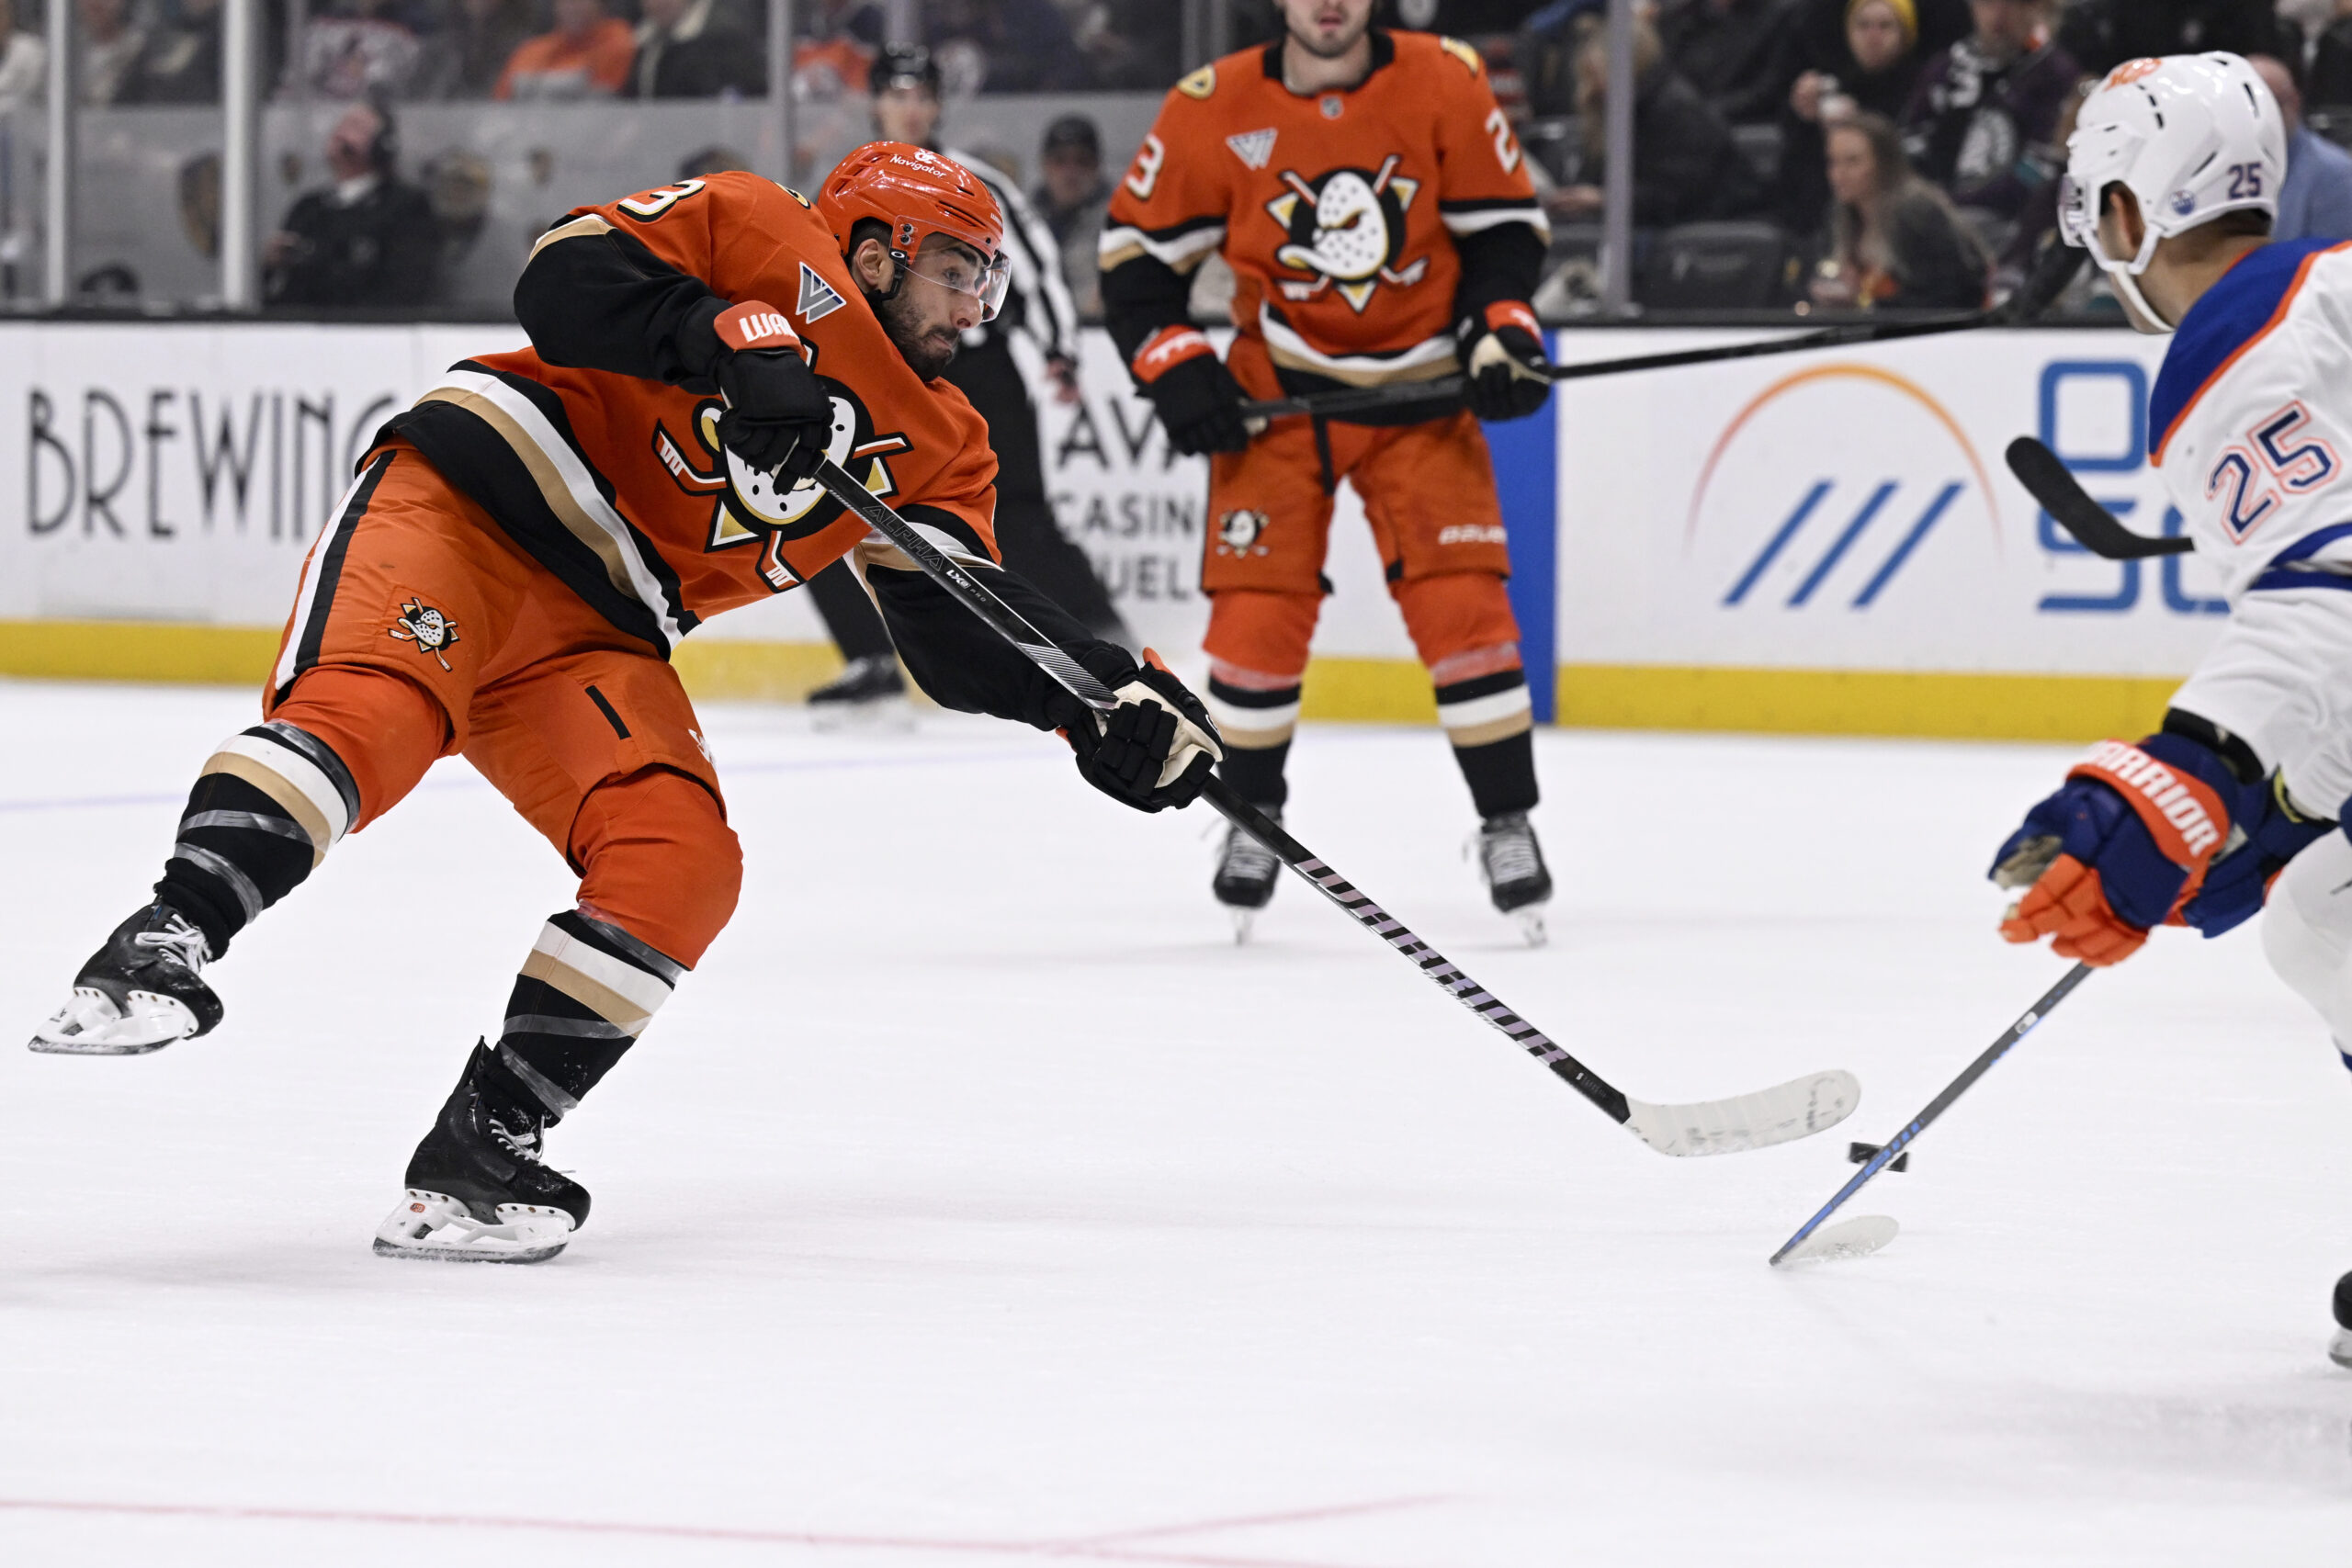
[374,1041,588,1265]
[1476,812,1553,947]
[1212,809,1283,943]
[808,654,910,730]
[2331,1270,2352,1371]
[29,903,223,1055]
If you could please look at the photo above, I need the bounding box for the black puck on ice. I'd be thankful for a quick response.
[2334,1269,2352,1331]
[1848,1141,1909,1173]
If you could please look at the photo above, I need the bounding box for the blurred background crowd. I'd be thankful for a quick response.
[0,0,2346,317]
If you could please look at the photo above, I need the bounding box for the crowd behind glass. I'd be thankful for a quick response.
[0,0,2346,315]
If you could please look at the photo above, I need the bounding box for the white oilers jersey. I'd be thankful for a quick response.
[2152,239,2352,601]
[2154,239,2352,813]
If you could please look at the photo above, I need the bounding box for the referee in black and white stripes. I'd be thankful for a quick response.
[801,44,1133,717]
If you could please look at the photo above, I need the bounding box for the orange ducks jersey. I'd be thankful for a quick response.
[1101,31,1546,394]
[379,171,1000,656]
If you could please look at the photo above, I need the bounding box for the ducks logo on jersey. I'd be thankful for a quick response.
[1264,154,1429,312]
[651,368,912,593]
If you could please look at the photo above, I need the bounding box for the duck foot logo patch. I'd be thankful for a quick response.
[389,598,460,671]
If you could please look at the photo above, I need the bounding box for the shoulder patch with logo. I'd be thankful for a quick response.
[1440,37,1484,76]
[1178,64,1216,99]
[797,262,847,325]
[1226,129,1277,171]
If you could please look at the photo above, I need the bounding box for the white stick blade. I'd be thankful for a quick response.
[1772,1214,1898,1268]
[1623,1070,1860,1156]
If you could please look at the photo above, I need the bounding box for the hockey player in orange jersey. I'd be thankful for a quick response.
[1101,0,1557,942]
[26,145,1223,1264]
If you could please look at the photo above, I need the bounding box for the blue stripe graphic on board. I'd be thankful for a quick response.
[1486,344,1559,723]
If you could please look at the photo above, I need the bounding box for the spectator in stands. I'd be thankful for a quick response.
[1034,113,1110,318]
[926,0,1090,92]
[2058,0,2286,78]
[285,0,424,101]
[495,0,635,100]
[631,0,764,97]
[2251,53,2352,240]
[1809,108,1987,308]
[0,0,47,117]
[1901,0,2077,246]
[1778,0,1929,230]
[1081,0,1182,89]
[1656,0,1804,125]
[78,0,147,105]
[1550,14,1767,226]
[2310,2,2352,105]
[418,0,540,98]
[264,96,438,307]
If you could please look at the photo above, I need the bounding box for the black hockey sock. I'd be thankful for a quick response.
[1453,730,1540,820]
[1216,739,1292,809]
[1206,673,1301,808]
[1435,668,1538,820]
[154,721,359,957]
[488,910,686,1122]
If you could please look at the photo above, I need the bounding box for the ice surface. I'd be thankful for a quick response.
[2,680,2349,1565]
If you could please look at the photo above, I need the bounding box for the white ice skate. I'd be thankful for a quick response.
[372,1189,576,1265]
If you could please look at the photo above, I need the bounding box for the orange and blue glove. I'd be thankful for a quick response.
[1990,731,2245,964]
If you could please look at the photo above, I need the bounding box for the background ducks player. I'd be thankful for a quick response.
[1101,0,1558,942]
[1983,53,2352,1368]
[798,43,1132,724]
[29,145,1222,1265]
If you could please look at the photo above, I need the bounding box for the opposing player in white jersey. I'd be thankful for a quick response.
[1987,52,2352,1367]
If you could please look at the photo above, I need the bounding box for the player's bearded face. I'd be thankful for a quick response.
[868,237,983,380]
[1281,0,1374,58]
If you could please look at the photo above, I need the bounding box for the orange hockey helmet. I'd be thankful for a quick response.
[818,141,1012,320]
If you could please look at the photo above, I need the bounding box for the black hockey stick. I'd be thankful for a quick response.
[1768,961,2094,1266]
[809,458,1860,1156]
[1238,244,2088,424]
[2005,436,2193,559]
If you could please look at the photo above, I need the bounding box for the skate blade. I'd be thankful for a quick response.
[372,1190,573,1265]
[2330,1327,2352,1371]
[28,989,197,1055]
[1228,908,1256,944]
[1509,905,1548,947]
[1772,1215,1899,1268]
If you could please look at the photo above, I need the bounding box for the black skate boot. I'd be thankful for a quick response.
[1212,809,1283,943]
[808,654,910,730]
[1476,812,1553,947]
[374,1041,589,1264]
[30,903,223,1055]
[2331,1270,2352,1370]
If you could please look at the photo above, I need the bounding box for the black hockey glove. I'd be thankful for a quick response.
[1130,326,1251,457]
[709,300,833,481]
[1459,302,1553,423]
[1060,650,1224,814]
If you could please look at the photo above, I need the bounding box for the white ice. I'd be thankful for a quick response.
[2,680,2349,1566]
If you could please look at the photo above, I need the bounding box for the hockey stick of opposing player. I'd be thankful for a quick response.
[1767,961,2094,1266]
[1238,244,2088,425]
[2006,436,2195,559]
[808,458,1860,1156]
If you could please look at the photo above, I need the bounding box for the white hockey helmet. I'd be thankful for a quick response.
[2059,53,2286,330]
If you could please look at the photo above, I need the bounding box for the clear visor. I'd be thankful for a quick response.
[905,247,1012,321]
